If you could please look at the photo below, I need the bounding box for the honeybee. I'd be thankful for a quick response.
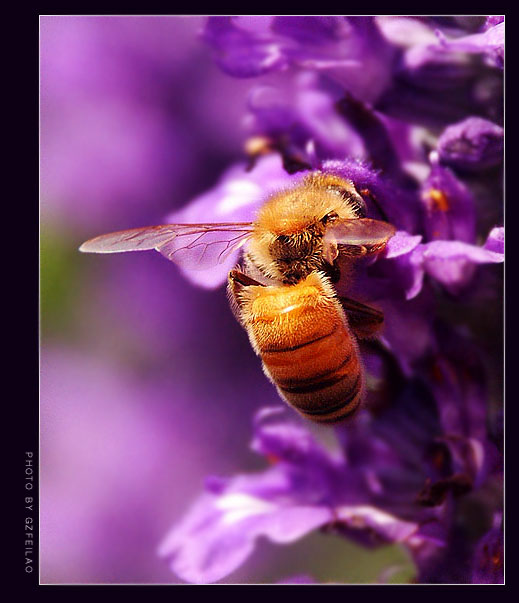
[227,269,385,423]
[80,171,396,423]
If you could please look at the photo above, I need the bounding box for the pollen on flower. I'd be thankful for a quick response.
[425,189,450,212]
[244,135,274,157]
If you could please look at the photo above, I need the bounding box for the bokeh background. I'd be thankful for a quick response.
[40,15,502,584]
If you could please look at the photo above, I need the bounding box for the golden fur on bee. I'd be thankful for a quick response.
[228,270,364,424]
[246,172,366,285]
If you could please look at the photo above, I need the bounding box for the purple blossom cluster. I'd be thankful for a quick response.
[153,16,504,584]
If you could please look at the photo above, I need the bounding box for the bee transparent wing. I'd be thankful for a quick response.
[80,225,186,253]
[156,224,254,270]
[79,223,254,270]
[324,219,396,257]
[338,295,384,339]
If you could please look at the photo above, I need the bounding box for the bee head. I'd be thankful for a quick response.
[324,185,367,218]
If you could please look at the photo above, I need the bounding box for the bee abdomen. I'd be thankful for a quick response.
[261,325,363,424]
[293,372,363,423]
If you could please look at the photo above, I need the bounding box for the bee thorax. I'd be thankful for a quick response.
[276,258,324,284]
[267,229,325,283]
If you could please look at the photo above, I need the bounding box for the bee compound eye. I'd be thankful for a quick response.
[354,194,368,218]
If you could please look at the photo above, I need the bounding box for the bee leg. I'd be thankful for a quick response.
[229,269,265,288]
[359,188,390,223]
[338,295,384,339]
[339,245,368,258]
[227,269,265,326]
[271,137,312,174]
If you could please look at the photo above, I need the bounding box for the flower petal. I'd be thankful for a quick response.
[437,117,503,172]
[422,236,504,294]
[436,22,504,69]
[384,230,423,259]
[335,505,418,543]
[159,489,333,583]
[421,161,477,243]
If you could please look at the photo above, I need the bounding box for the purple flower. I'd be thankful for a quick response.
[156,16,503,581]
[387,227,503,299]
[202,16,290,78]
[159,382,459,583]
[437,117,504,172]
[436,21,504,69]
[423,323,501,488]
[471,513,503,584]
[420,159,477,243]
[484,17,504,30]
[203,17,398,104]
[245,74,367,163]
[419,234,503,294]
[376,23,503,127]
[159,309,502,583]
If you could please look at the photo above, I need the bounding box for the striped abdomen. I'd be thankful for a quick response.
[240,272,363,424]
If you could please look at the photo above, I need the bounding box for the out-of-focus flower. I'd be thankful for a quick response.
[159,382,454,584]
[436,21,504,69]
[376,20,503,127]
[484,16,504,29]
[471,513,504,584]
[245,74,367,164]
[203,16,398,104]
[436,117,504,172]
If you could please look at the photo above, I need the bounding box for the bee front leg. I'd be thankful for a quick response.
[227,269,265,326]
[338,295,384,339]
[229,269,265,288]
[359,188,390,223]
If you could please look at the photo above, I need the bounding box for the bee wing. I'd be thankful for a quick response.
[79,223,255,270]
[324,219,396,257]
